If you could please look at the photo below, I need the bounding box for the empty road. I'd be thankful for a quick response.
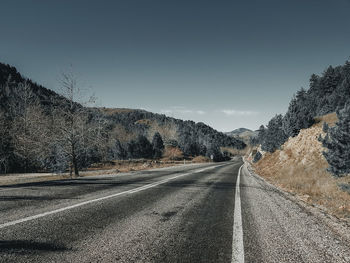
[0,158,350,262]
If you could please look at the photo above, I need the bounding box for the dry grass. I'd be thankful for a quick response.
[253,112,350,220]
[111,124,138,142]
[192,155,211,163]
[88,159,183,174]
[162,146,184,161]
[148,121,178,142]
[221,146,249,156]
[0,173,73,186]
[1,154,215,186]
[0,160,185,186]
[97,107,137,115]
[314,112,338,127]
[135,119,152,126]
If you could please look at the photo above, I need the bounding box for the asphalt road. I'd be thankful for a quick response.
[0,158,350,262]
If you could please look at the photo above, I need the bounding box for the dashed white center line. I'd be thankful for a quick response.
[231,164,245,263]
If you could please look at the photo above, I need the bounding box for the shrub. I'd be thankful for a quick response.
[253,151,262,163]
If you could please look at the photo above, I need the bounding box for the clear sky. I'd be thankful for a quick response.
[1,0,350,131]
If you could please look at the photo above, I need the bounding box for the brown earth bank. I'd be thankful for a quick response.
[0,157,212,187]
[249,113,350,220]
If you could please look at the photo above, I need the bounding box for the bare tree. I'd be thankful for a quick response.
[9,81,49,172]
[52,71,96,177]
[0,110,10,173]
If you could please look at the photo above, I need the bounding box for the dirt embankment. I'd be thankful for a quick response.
[251,113,350,220]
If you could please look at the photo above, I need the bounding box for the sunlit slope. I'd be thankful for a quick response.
[253,113,350,219]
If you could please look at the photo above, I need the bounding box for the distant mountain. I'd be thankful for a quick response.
[226,128,252,136]
[225,128,258,145]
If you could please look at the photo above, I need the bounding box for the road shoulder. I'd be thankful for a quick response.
[241,160,350,263]
[244,160,350,244]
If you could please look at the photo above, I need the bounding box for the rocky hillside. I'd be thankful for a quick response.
[251,113,350,219]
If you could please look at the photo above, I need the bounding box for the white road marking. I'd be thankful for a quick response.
[231,164,245,263]
[0,163,227,230]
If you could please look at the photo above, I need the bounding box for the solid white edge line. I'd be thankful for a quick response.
[231,164,245,263]
[0,163,228,230]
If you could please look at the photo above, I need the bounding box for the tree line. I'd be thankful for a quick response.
[251,59,350,177]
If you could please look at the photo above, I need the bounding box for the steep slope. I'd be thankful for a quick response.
[0,63,66,112]
[258,60,350,154]
[251,113,350,219]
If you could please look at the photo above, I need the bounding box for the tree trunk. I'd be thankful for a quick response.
[72,150,79,177]
[69,162,73,178]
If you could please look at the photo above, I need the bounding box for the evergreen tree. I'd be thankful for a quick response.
[136,135,153,159]
[253,151,262,163]
[282,88,314,138]
[330,75,350,111]
[152,132,164,159]
[199,144,207,156]
[250,125,265,146]
[257,125,266,144]
[262,114,287,153]
[112,139,127,160]
[322,104,350,177]
[322,122,329,133]
[206,144,224,162]
[320,66,341,95]
[127,140,138,159]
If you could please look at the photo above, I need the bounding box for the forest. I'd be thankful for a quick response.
[0,63,246,175]
[253,59,350,177]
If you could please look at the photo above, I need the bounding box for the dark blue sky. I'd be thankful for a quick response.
[1,0,350,131]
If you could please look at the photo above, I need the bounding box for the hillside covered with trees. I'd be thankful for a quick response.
[0,63,245,175]
[253,59,350,177]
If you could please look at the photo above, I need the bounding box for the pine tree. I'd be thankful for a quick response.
[250,125,266,146]
[257,125,266,144]
[253,151,262,163]
[322,122,329,133]
[199,144,207,156]
[282,88,314,138]
[331,75,350,111]
[113,139,127,160]
[152,132,164,159]
[262,114,287,153]
[206,143,224,162]
[282,96,299,137]
[322,104,350,177]
[136,135,153,159]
